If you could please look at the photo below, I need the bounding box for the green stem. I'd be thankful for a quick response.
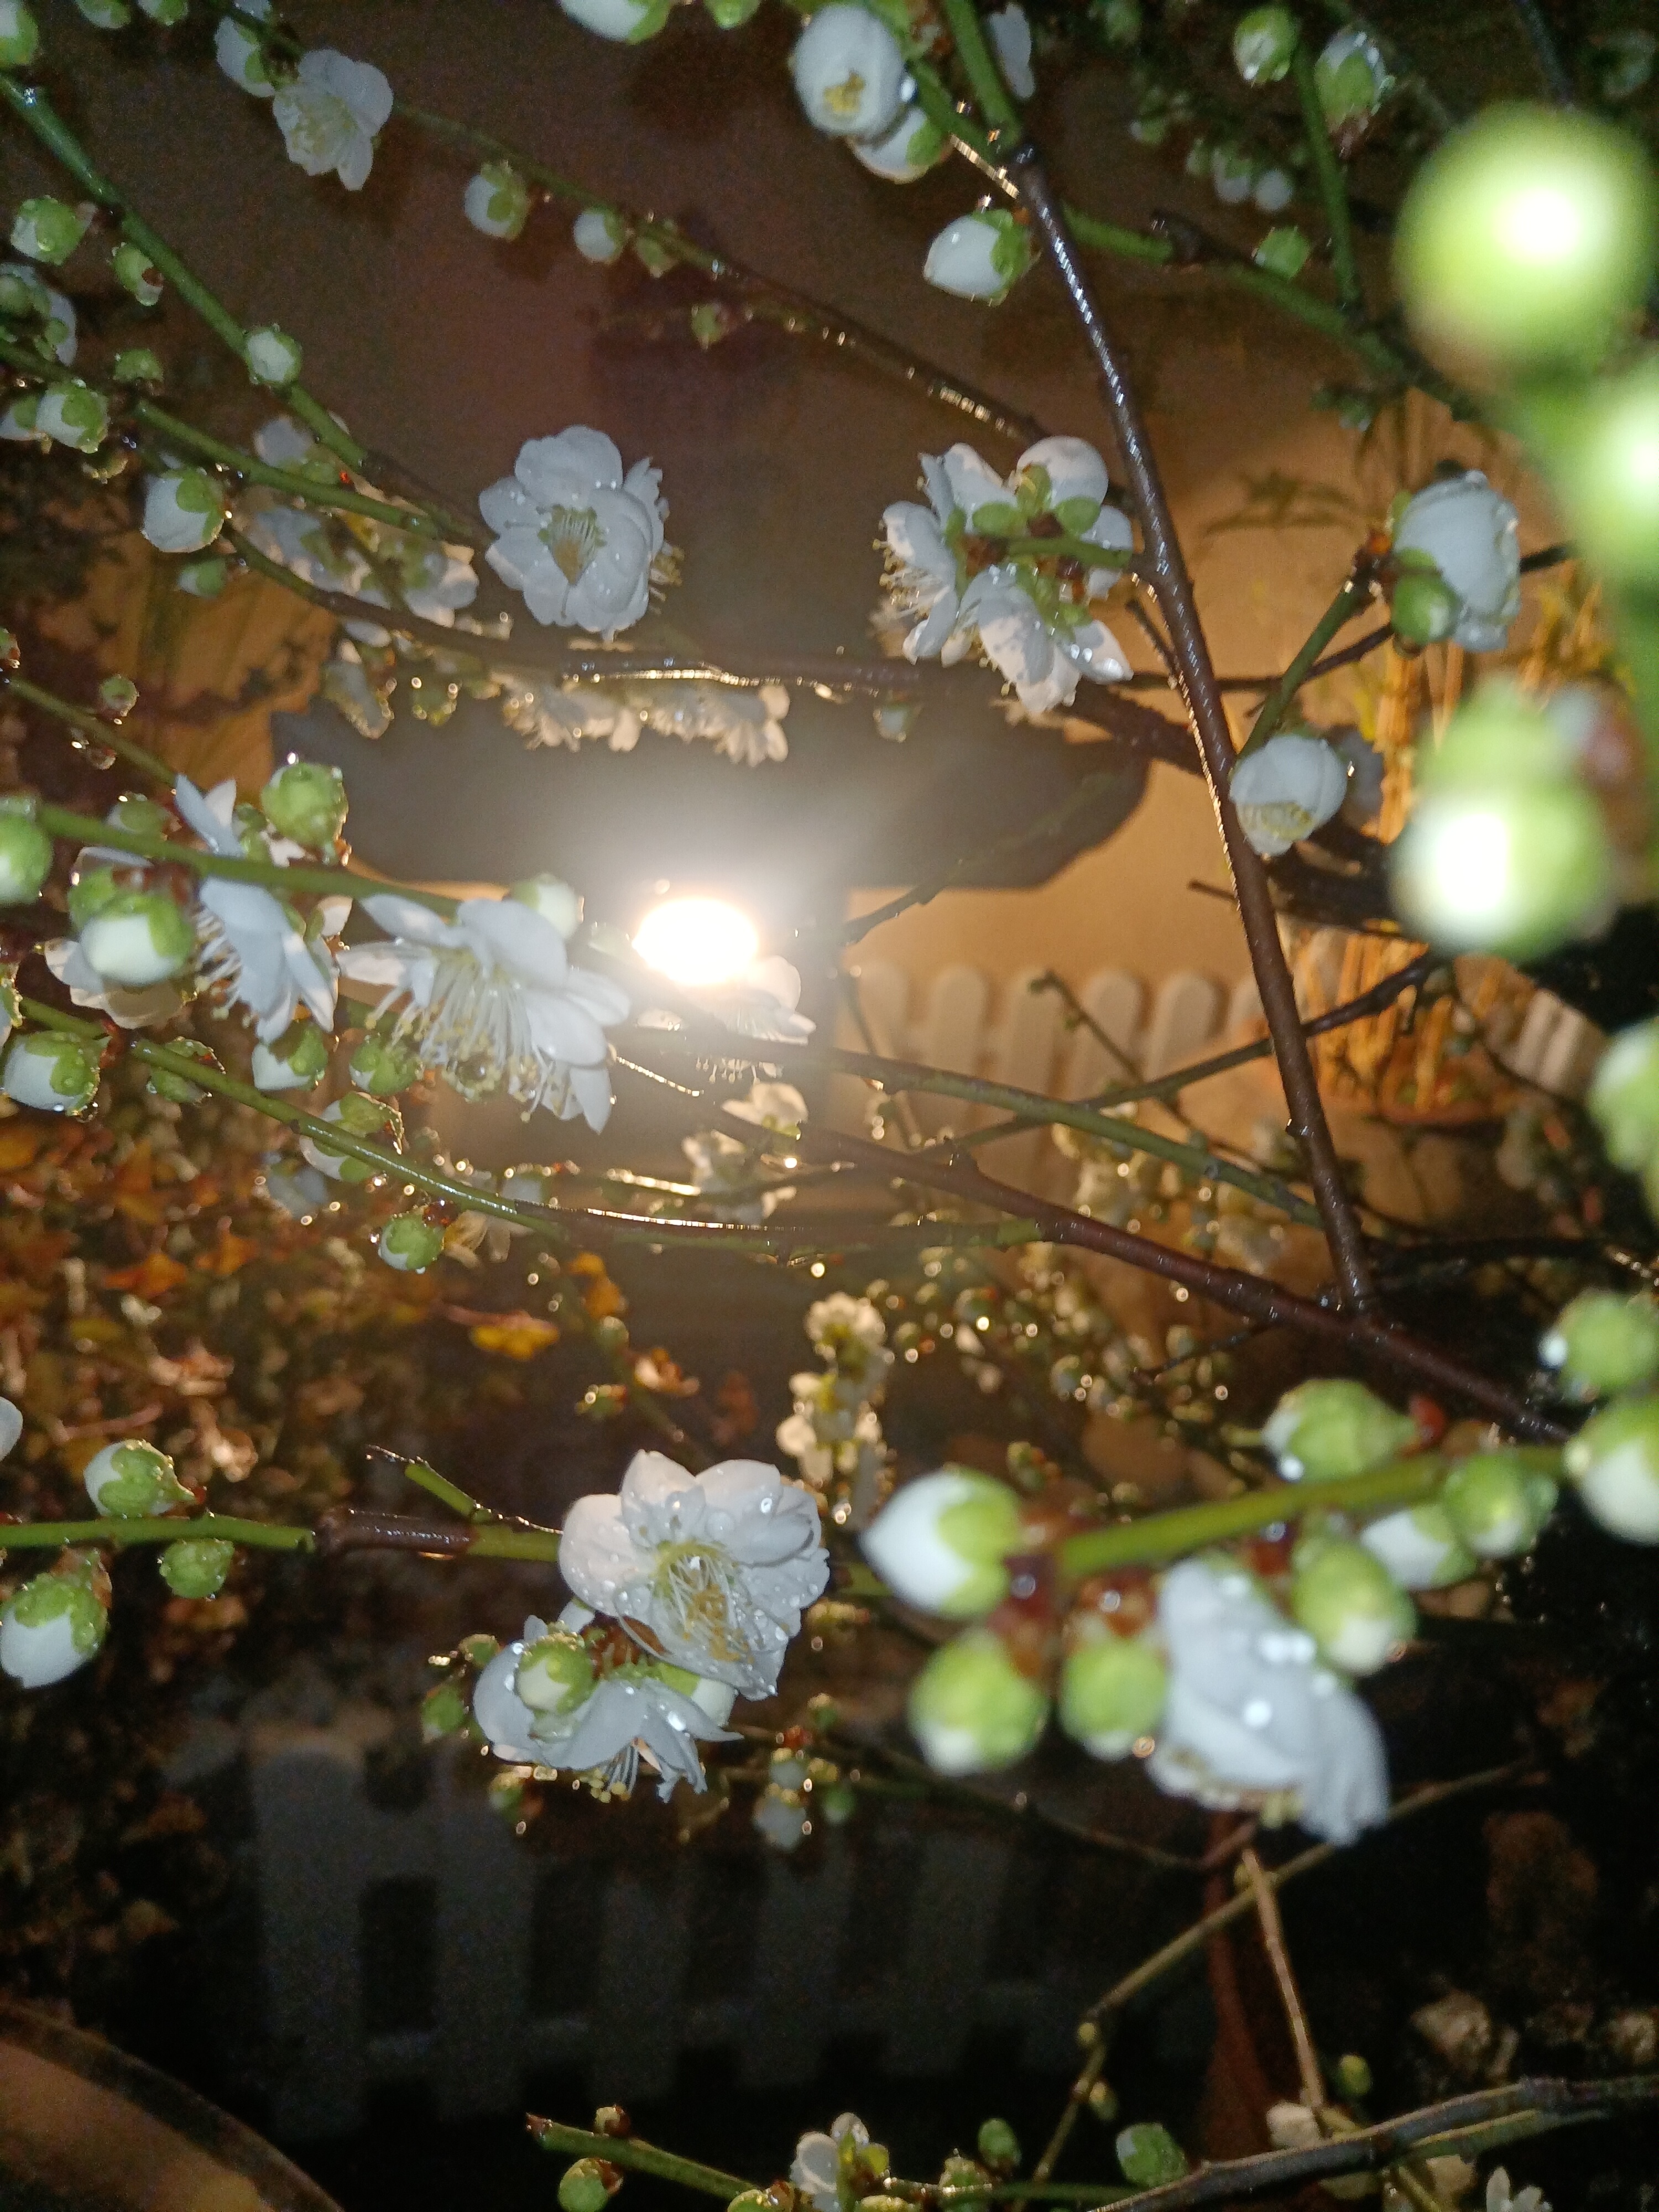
[0,1514,313,1550]
[3,675,173,786]
[1003,538,1135,570]
[0,77,368,475]
[1241,567,1374,754]
[132,403,449,541]
[1057,1456,1442,1578]
[1290,40,1361,314]
[909,59,1000,169]
[529,2120,752,2199]
[33,803,459,919]
[399,1458,487,1519]
[938,0,1027,139]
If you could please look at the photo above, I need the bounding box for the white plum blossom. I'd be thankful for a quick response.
[1392,471,1521,653]
[988,3,1035,98]
[697,954,816,1042]
[499,677,642,754]
[1147,1557,1389,1844]
[216,0,275,92]
[273,51,394,192]
[143,469,228,556]
[792,2115,872,2212]
[790,6,907,140]
[724,1079,807,1135]
[881,437,1134,714]
[242,503,478,633]
[559,1450,830,1696]
[557,0,671,41]
[852,105,945,182]
[480,428,668,635]
[174,775,340,1042]
[636,682,792,766]
[337,891,629,1128]
[1229,732,1349,857]
[573,206,627,263]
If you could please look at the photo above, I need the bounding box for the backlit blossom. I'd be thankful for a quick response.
[273,50,393,192]
[1392,472,1520,654]
[1229,732,1349,858]
[790,6,906,139]
[479,427,669,636]
[174,775,339,1042]
[337,891,629,1129]
[559,1450,830,1696]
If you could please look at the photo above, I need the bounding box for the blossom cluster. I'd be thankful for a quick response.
[776,1292,895,1532]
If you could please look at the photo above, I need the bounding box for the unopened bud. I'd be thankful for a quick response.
[1389,565,1463,648]
[1232,6,1296,85]
[301,1092,401,1182]
[559,2159,621,2212]
[1359,1499,1474,1591]
[924,209,1035,303]
[160,1537,236,1599]
[112,346,164,385]
[0,802,51,904]
[112,241,163,305]
[11,196,90,267]
[148,1040,219,1105]
[1313,27,1390,137]
[143,468,228,555]
[349,1031,421,1096]
[80,889,194,985]
[0,0,38,62]
[573,206,627,264]
[907,1629,1048,1775]
[510,873,583,938]
[517,1631,597,1717]
[84,1438,191,1518]
[377,1213,446,1274]
[2,1032,100,1113]
[36,378,108,451]
[261,757,347,849]
[1254,224,1310,279]
[244,324,302,387]
[1262,1379,1418,1483]
[1566,1397,1659,1542]
[1541,1291,1659,1400]
[1291,1535,1415,1674]
[1115,2124,1188,2187]
[862,1468,1025,1619]
[1058,1619,1167,1757]
[1,1560,108,1686]
[252,1020,330,1092]
[976,2120,1020,2172]
[420,1676,469,1741]
[465,161,532,241]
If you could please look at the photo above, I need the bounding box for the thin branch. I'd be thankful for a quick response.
[4,674,173,786]
[1508,0,1577,104]
[1241,1846,1325,2112]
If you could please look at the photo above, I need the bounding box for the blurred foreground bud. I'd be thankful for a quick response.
[976,2120,1020,2173]
[80,890,194,985]
[465,161,533,241]
[1313,28,1389,143]
[1389,566,1461,648]
[84,1439,191,1517]
[1,1558,108,1686]
[1335,2052,1373,2100]
[1262,1379,1418,1482]
[11,196,89,267]
[252,1020,330,1092]
[112,241,162,305]
[511,873,584,938]
[791,4,906,139]
[1253,225,1310,279]
[559,2159,622,2212]
[301,1092,401,1182]
[36,379,108,451]
[1058,1617,1167,1756]
[1557,358,1659,588]
[0,803,51,903]
[557,0,670,39]
[1291,1536,1414,1674]
[245,325,302,387]
[1565,1397,1659,1541]
[924,209,1035,303]
[1115,2125,1188,2187]
[1541,1291,1659,1399]
[378,1213,445,1274]
[262,757,346,849]
[1396,105,1657,374]
[111,346,164,385]
[420,1676,469,1741]
[178,556,228,598]
[1360,1499,1474,1591]
[1233,6,1295,85]
[0,0,38,61]
[862,1468,1024,1618]
[573,207,627,263]
[2,1032,100,1113]
[143,467,228,555]
[908,1629,1047,1775]
[1590,1019,1659,1173]
[160,1538,236,1600]
[1441,1450,1558,1558]
[517,1630,597,1718]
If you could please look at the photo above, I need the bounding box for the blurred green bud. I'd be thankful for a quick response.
[1565,1395,1659,1542]
[1541,1291,1659,1400]
[0,0,40,64]
[349,1031,421,1096]
[1557,358,1659,588]
[11,196,90,267]
[107,794,170,838]
[516,1631,597,1717]
[1058,1621,1167,1757]
[1,1562,107,1685]
[112,347,164,385]
[465,160,533,239]
[1095,0,1139,41]
[705,0,763,25]
[178,555,227,598]
[908,1630,1048,1775]
[1233,6,1296,85]
[559,2160,619,2212]
[1360,1498,1475,1591]
[160,1538,236,1600]
[377,1213,445,1274]
[977,2120,1020,2173]
[1442,1450,1557,1558]
[1335,2052,1373,2101]
[510,873,583,938]
[938,2156,990,2197]
[0,804,51,904]
[1291,1536,1415,1674]
[112,241,163,305]
[1254,224,1310,279]
[261,758,346,850]
[1395,105,1657,374]
[1115,2124,1188,2187]
[862,1468,1025,1618]
[67,863,126,932]
[1389,566,1462,648]
[420,1676,469,1741]
[2,1032,100,1113]
[84,1439,191,1518]
[1589,1019,1659,1172]
[1262,1379,1418,1483]
[245,325,302,387]
[252,1021,330,1093]
[1314,28,1390,137]
[97,674,137,716]
[80,889,194,986]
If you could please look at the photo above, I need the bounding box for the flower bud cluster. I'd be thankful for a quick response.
[776,1292,894,1530]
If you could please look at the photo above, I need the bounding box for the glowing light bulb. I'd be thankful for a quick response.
[633,896,758,988]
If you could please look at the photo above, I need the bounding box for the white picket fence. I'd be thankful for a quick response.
[243,1720,1084,2139]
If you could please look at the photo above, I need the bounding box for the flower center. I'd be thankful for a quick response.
[542,505,604,584]
[413,944,545,1104]
[651,1538,753,1668]
[823,69,867,118]
[290,90,354,161]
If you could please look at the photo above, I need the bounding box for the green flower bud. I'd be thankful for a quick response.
[1389,567,1462,647]
[2,1032,100,1113]
[107,794,171,839]
[862,1468,1026,1619]
[1395,106,1658,374]
[80,889,194,986]
[1291,1536,1415,1674]
[1360,1499,1475,1591]
[252,1020,330,1092]
[0,804,51,904]
[509,873,583,938]
[420,1676,470,1741]
[1057,1623,1167,1757]
[97,675,138,719]
[377,1212,446,1274]
[908,1629,1048,1776]
[0,0,40,66]
[1556,358,1659,588]
[1,1562,108,1684]
[573,206,628,264]
[1335,2053,1373,2100]
[1253,224,1310,279]
[705,0,763,25]
[1564,1394,1659,1542]
[517,1630,597,1717]
[147,1039,219,1105]
[84,1438,191,1518]
[938,2157,989,2198]
[260,758,347,850]
[1261,1379,1418,1483]
[1115,2125,1188,2188]
[464,160,533,241]
[976,2121,1020,2174]
[10,196,90,267]
[64,860,121,933]
[36,378,108,451]
[559,2159,618,2212]
[178,556,228,598]
[112,242,163,306]
[1233,6,1296,85]
[159,1538,236,1600]
[1313,28,1390,135]
[142,467,227,556]
[111,347,164,385]
[1541,1291,1659,1399]
[244,325,302,387]
[348,1031,421,1096]
[1589,1019,1659,1173]
[1442,1449,1557,1559]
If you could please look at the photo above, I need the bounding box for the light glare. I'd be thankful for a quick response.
[633,896,758,987]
